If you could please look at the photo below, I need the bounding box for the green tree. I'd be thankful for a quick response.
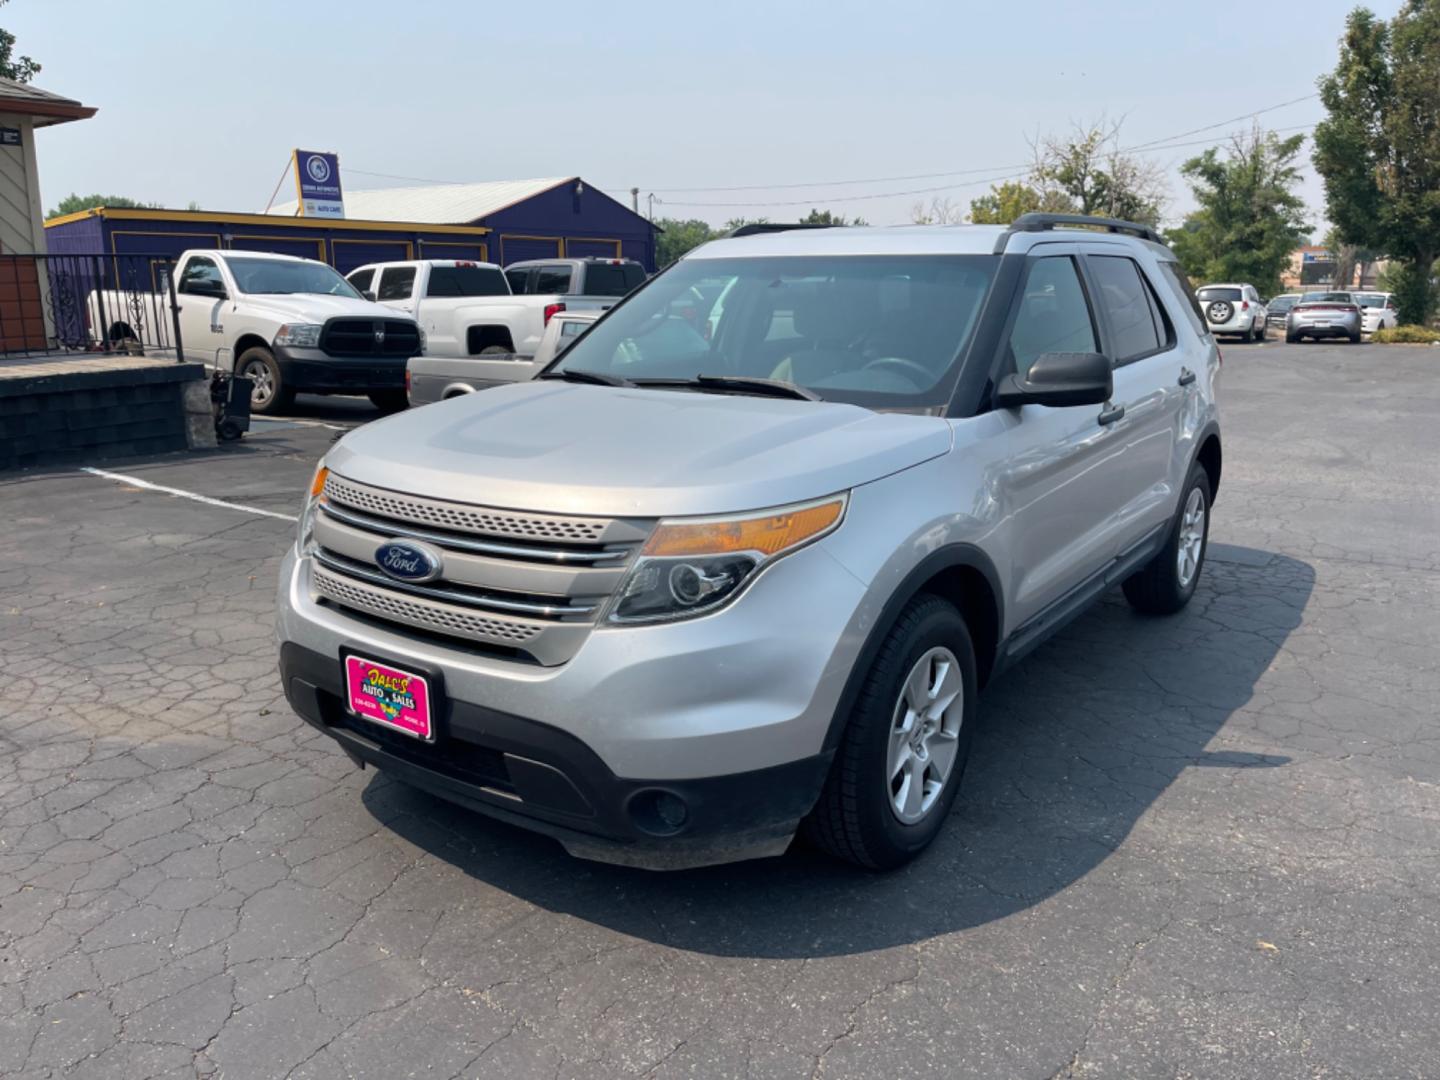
[798,208,867,226]
[1032,121,1166,224]
[967,181,1074,224]
[46,193,160,219]
[1313,1,1440,324]
[654,218,715,267]
[0,1,40,84]
[1164,129,1311,296]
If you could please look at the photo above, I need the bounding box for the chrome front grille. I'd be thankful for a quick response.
[311,474,650,665]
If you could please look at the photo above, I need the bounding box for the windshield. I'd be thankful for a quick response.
[1354,293,1386,308]
[1267,295,1298,312]
[226,257,361,298]
[1197,287,1242,302]
[553,255,996,409]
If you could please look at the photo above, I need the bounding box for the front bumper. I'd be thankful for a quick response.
[275,540,867,868]
[274,345,409,394]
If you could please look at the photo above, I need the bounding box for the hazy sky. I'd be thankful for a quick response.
[13,0,1400,231]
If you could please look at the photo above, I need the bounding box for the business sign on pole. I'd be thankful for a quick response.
[292,149,345,218]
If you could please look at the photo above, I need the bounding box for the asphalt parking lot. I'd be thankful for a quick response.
[2,340,1438,1079]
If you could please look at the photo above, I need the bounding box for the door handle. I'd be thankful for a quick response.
[1178,368,1197,386]
[1098,403,1125,426]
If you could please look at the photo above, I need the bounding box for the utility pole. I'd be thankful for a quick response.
[631,187,639,213]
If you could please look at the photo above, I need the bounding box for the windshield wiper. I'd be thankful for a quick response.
[537,368,634,388]
[631,374,819,401]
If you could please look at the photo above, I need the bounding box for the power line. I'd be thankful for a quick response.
[656,123,1320,209]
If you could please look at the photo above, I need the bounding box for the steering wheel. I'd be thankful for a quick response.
[861,356,932,387]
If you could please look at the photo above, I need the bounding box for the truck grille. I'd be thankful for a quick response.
[310,474,650,665]
[320,318,422,358]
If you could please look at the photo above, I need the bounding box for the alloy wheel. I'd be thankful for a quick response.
[886,646,964,825]
[1176,487,1206,588]
[243,360,274,408]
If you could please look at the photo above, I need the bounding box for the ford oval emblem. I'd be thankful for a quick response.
[374,540,443,583]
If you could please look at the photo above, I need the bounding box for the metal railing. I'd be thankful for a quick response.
[0,252,183,360]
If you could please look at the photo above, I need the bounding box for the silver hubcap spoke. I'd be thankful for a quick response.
[1175,487,1206,588]
[244,361,273,406]
[887,646,964,825]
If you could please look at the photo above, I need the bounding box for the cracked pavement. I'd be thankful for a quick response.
[2,344,1438,1079]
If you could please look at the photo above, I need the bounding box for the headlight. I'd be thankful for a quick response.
[297,464,328,553]
[275,323,323,348]
[608,495,847,624]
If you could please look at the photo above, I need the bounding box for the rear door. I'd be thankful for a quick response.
[1081,246,1188,554]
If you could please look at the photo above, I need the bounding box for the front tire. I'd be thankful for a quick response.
[368,389,408,412]
[804,595,977,870]
[237,347,293,415]
[1123,465,1212,615]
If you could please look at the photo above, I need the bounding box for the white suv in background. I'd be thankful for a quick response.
[1197,283,1268,341]
[1355,292,1400,335]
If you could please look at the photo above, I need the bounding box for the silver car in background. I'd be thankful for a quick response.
[406,310,602,405]
[1285,292,1362,343]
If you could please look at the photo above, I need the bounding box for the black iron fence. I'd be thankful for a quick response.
[0,253,183,360]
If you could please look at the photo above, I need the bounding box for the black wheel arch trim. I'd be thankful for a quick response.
[1191,419,1222,504]
[821,543,1004,753]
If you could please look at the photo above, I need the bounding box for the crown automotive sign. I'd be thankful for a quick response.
[292,149,345,218]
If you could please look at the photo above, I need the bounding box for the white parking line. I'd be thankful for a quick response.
[79,467,298,522]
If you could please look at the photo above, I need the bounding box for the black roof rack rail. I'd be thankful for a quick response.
[995,212,1164,253]
[725,222,847,238]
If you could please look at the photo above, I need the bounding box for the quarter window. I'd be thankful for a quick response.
[376,267,416,301]
[1007,256,1098,379]
[1089,256,1161,362]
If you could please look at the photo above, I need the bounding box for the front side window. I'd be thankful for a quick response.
[554,254,997,410]
[1089,255,1162,362]
[377,267,417,301]
[226,257,360,297]
[179,257,224,296]
[1006,256,1098,379]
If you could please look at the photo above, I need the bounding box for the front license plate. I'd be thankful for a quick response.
[344,655,433,740]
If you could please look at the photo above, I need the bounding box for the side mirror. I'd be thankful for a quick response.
[363,290,377,302]
[995,351,1113,409]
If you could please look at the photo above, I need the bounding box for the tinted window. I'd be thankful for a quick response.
[1007,256,1098,379]
[1197,287,1242,302]
[346,268,374,293]
[1089,256,1161,362]
[1268,295,1298,313]
[179,257,224,296]
[1157,261,1208,337]
[377,267,417,301]
[556,254,996,409]
[426,265,509,298]
[505,268,531,293]
[534,266,572,294]
[581,262,645,297]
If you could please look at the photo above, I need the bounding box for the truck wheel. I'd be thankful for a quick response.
[1123,464,1212,615]
[804,594,977,870]
[237,347,293,415]
[368,389,408,412]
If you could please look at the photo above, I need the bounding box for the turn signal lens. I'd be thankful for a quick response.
[310,465,329,497]
[642,498,845,559]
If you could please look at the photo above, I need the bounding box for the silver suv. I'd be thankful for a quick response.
[277,214,1222,871]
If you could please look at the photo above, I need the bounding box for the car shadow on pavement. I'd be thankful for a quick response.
[360,545,1314,960]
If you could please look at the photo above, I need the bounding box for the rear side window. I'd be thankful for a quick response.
[534,266,573,294]
[1088,256,1162,362]
[581,262,645,297]
[426,265,509,297]
[1007,256,1098,379]
[1158,262,1208,337]
[377,267,416,301]
[347,268,374,293]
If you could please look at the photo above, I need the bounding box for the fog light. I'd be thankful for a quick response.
[628,789,689,836]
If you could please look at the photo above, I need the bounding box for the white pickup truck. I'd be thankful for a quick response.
[345,259,623,358]
[89,249,423,414]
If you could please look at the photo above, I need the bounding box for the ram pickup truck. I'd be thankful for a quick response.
[348,259,617,359]
[279,214,1223,871]
[406,309,600,407]
[90,250,422,414]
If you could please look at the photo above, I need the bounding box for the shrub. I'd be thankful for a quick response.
[1371,325,1440,344]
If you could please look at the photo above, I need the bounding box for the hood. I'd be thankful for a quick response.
[325,382,951,517]
[236,293,413,324]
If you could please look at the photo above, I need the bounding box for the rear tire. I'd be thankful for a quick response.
[804,594,977,870]
[1123,465,1212,615]
[1348,330,1362,344]
[368,389,408,412]
[237,347,293,415]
